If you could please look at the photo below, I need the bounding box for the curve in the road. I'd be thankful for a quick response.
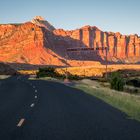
[0,76,140,140]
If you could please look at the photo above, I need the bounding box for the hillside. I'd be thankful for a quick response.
[0,16,140,67]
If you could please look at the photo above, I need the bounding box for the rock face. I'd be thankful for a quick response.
[0,22,65,65]
[53,26,140,63]
[0,17,140,67]
[31,16,55,31]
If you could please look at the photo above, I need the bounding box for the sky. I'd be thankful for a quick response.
[0,0,140,35]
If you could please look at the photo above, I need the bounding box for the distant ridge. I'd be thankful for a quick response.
[0,16,140,66]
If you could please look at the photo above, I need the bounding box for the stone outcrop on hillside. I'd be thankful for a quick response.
[31,16,55,31]
[0,17,140,66]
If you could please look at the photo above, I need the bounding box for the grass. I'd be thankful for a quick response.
[74,81,140,121]
[57,65,140,77]
[29,76,61,83]
[18,64,140,77]
[0,75,11,79]
[18,70,38,75]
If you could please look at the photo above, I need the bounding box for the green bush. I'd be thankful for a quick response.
[36,67,60,78]
[126,78,140,88]
[67,74,81,80]
[36,67,82,80]
[110,72,124,91]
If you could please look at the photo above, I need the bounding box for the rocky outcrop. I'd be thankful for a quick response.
[53,26,140,63]
[0,17,140,67]
[31,16,55,31]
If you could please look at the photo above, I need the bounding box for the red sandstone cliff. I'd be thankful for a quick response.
[0,22,65,65]
[53,26,140,63]
[0,16,140,66]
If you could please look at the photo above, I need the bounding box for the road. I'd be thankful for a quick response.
[0,76,140,140]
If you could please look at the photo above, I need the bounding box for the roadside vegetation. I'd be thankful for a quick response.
[75,80,140,121]
[18,70,38,75]
[18,65,140,77]
[36,67,81,80]
[35,67,140,121]
[36,67,140,94]
[0,75,11,79]
[109,71,124,91]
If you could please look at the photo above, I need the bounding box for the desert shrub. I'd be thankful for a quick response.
[36,67,81,80]
[110,72,124,91]
[126,78,140,88]
[67,74,81,80]
[97,77,108,82]
[36,67,60,78]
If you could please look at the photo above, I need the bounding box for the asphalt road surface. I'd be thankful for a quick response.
[0,76,140,140]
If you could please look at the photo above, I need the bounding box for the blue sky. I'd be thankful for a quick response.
[0,0,140,35]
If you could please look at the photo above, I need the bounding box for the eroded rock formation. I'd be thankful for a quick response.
[0,17,140,66]
[53,26,140,63]
[0,22,65,65]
